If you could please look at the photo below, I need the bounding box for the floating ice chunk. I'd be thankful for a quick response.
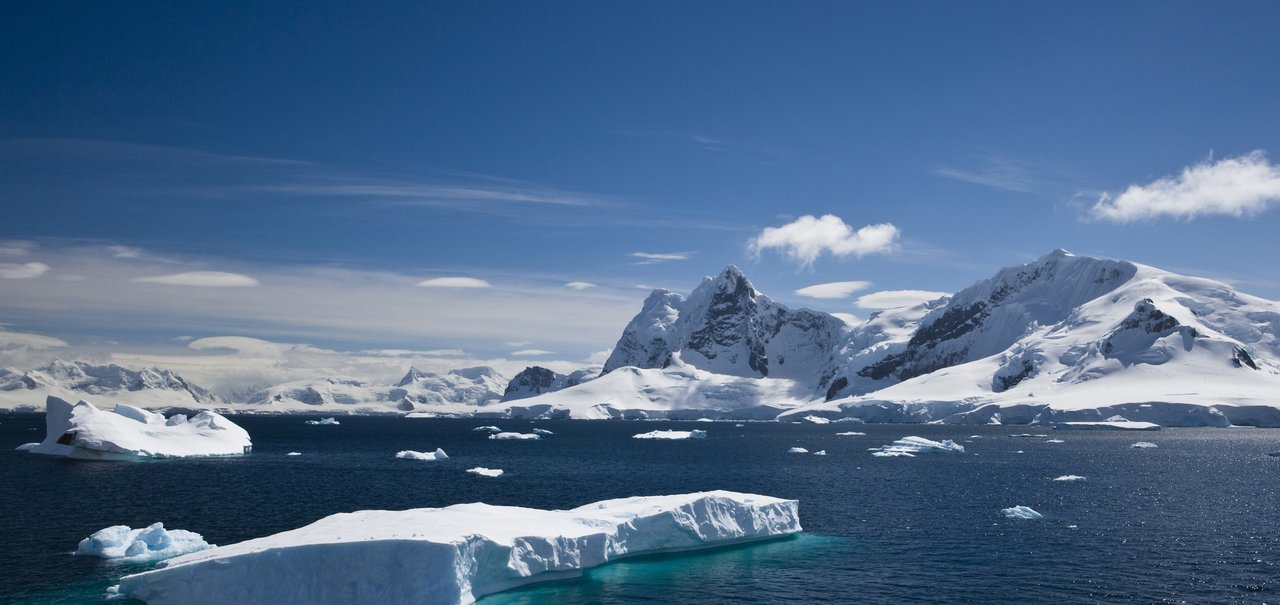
[1131,442,1159,448]
[801,415,830,425]
[812,450,827,456]
[286,452,302,456]
[1010,434,1048,438]
[471,426,502,433]
[531,429,554,436]
[787,447,809,454]
[733,423,744,427]
[23,397,251,460]
[694,418,716,423]
[466,467,504,478]
[117,491,802,605]
[304,418,340,426]
[396,448,449,461]
[872,451,915,457]
[489,432,540,440]
[968,435,983,439]
[1055,421,1160,431]
[1053,475,1086,481]
[869,436,965,457]
[632,430,706,440]
[835,431,865,436]
[1044,439,1065,444]
[1000,506,1043,520]
[76,523,212,562]
[832,417,865,424]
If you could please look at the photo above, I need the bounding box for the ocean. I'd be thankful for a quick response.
[0,415,1277,604]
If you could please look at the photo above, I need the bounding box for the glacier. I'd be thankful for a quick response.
[115,491,801,605]
[76,523,212,562]
[19,396,251,460]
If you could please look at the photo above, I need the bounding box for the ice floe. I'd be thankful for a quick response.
[489,432,540,440]
[812,450,827,456]
[869,436,965,457]
[304,418,340,426]
[632,430,706,440]
[466,467,504,478]
[1053,475,1086,481]
[20,396,251,460]
[76,523,212,562]
[471,426,502,433]
[116,490,801,605]
[787,447,809,454]
[531,428,554,436]
[835,431,865,436]
[1055,420,1159,431]
[1131,441,1159,448]
[1000,506,1043,520]
[396,449,449,461]
[286,452,302,456]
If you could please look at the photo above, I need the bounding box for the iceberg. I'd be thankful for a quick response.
[1000,506,1043,520]
[1054,420,1160,431]
[1052,475,1086,481]
[21,396,251,460]
[489,432,540,440]
[870,436,965,457]
[632,429,706,440]
[1044,439,1065,443]
[76,523,212,562]
[531,428,554,436]
[396,449,448,461]
[1131,441,1159,448]
[286,452,302,456]
[471,426,502,433]
[116,490,801,605]
[801,415,830,424]
[466,467,504,477]
[304,417,340,426]
[812,450,827,456]
[787,447,809,454]
[835,431,865,436]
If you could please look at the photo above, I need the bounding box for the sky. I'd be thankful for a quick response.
[3,1,1280,392]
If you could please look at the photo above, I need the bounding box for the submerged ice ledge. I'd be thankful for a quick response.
[117,490,801,605]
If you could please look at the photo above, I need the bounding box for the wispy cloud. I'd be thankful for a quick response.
[564,281,597,290]
[511,349,555,356]
[855,290,949,310]
[829,312,863,326]
[108,245,143,258]
[416,276,493,289]
[1091,150,1280,222]
[0,262,51,279]
[132,271,261,287]
[629,252,691,266]
[934,157,1048,193]
[358,348,467,358]
[0,241,36,257]
[794,280,873,300]
[748,215,899,267]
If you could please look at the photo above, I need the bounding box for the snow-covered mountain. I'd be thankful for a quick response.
[248,366,508,413]
[0,360,223,410]
[603,265,844,387]
[501,366,599,402]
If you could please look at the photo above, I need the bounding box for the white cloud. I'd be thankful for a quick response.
[109,245,143,259]
[829,312,864,327]
[629,252,689,264]
[794,280,872,299]
[0,326,70,369]
[748,215,900,267]
[416,276,493,289]
[358,348,467,358]
[855,290,949,310]
[0,262,50,279]
[564,281,597,290]
[584,348,612,364]
[0,240,35,257]
[132,271,261,287]
[503,341,533,348]
[1092,150,1280,222]
[511,349,554,356]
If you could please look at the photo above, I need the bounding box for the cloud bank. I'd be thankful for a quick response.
[1092,150,1280,222]
[794,280,872,300]
[748,215,899,266]
[855,289,949,310]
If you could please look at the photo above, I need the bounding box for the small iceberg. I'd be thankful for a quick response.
[466,467,504,478]
[21,396,251,460]
[286,452,302,456]
[116,491,801,605]
[835,431,865,436]
[471,426,502,433]
[1044,439,1065,444]
[1010,434,1048,438]
[632,430,706,440]
[1055,416,1159,431]
[1000,506,1043,520]
[1053,475,1086,482]
[305,417,340,426]
[490,432,540,441]
[787,447,809,454]
[801,415,830,425]
[76,523,212,562]
[396,448,449,461]
[812,450,827,456]
[531,428,554,436]
[1131,442,1159,449]
[870,436,965,457]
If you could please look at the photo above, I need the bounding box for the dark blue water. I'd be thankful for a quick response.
[1,415,1278,604]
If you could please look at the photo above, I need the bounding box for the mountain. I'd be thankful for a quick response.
[0,360,223,410]
[603,265,845,387]
[501,366,599,402]
[249,366,507,413]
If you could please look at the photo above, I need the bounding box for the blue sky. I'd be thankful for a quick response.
[2,1,1279,385]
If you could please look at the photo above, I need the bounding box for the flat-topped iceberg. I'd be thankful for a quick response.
[395,448,448,461]
[304,417,340,426]
[19,396,251,460]
[632,429,707,440]
[76,523,212,562]
[489,432,540,440]
[466,467,503,477]
[787,447,809,454]
[870,436,965,457]
[1131,441,1159,448]
[1053,475,1086,482]
[116,490,801,605]
[471,425,501,433]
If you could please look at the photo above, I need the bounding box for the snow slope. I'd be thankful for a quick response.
[20,397,252,459]
[500,366,599,402]
[116,490,801,605]
[0,360,222,411]
[247,366,508,413]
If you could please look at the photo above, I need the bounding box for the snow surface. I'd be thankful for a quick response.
[1053,475,1086,481]
[489,432,540,440]
[22,397,251,460]
[466,467,503,477]
[869,436,965,457]
[116,490,801,605]
[1000,506,1043,520]
[0,360,222,411]
[76,523,212,562]
[395,449,448,461]
[304,417,340,426]
[632,429,707,440]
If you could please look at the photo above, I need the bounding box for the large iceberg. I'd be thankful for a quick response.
[488,432,540,440]
[395,448,448,461]
[632,429,707,440]
[116,490,801,605]
[869,436,965,457]
[76,523,212,562]
[18,396,251,460]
